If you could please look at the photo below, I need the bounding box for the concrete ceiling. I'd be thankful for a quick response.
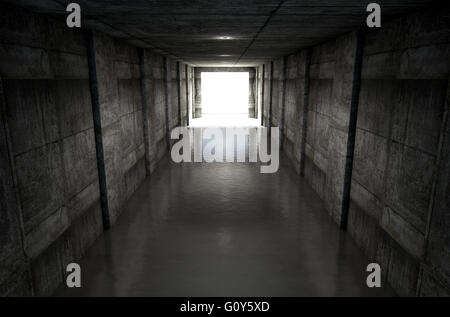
[7,0,438,66]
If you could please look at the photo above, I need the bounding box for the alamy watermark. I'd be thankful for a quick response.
[66,3,81,28]
[366,263,382,288]
[170,127,280,173]
[66,263,81,288]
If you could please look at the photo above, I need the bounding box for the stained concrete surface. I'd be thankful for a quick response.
[4,0,436,66]
[54,153,395,296]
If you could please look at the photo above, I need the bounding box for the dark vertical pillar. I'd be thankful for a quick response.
[163,56,170,151]
[280,56,288,150]
[86,30,110,230]
[139,49,152,177]
[300,48,312,177]
[261,64,265,126]
[191,67,197,119]
[177,62,182,126]
[269,61,274,129]
[340,31,365,230]
[254,67,258,119]
[248,68,257,118]
[185,64,189,126]
[193,68,202,119]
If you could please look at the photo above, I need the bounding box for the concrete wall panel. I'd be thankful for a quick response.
[349,6,450,296]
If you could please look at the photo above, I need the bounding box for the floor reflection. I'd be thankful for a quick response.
[54,153,396,296]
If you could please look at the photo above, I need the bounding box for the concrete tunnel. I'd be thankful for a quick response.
[0,0,449,298]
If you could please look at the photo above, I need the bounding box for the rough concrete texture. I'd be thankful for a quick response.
[0,4,102,296]
[179,63,188,126]
[348,6,450,296]
[193,67,257,118]
[193,69,202,118]
[270,58,284,128]
[301,31,359,225]
[0,78,32,297]
[5,0,436,66]
[262,62,272,127]
[187,65,195,123]
[140,51,172,173]
[0,3,190,296]
[249,68,257,118]
[91,32,146,225]
[421,81,450,296]
[167,59,179,132]
[282,52,308,173]
[256,65,262,121]
[302,40,335,206]
[267,5,449,296]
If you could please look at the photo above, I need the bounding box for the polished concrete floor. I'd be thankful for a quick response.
[55,154,395,296]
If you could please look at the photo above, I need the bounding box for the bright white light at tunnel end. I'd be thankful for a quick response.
[201,72,249,115]
[214,36,234,40]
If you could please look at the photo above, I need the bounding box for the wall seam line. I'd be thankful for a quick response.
[280,56,288,150]
[139,49,152,177]
[300,48,312,177]
[177,62,182,126]
[86,30,111,230]
[340,30,365,230]
[163,57,170,151]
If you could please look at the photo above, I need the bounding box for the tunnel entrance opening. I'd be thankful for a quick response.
[191,72,258,127]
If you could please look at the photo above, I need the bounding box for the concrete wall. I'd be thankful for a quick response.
[256,65,263,122]
[304,40,336,205]
[307,32,359,225]
[179,63,188,126]
[0,4,102,296]
[187,65,194,124]
[193,68,202,118]
[141,52,170,173]
[0,3,191,296]
[249,68,257,118]
[264,32,359,225]
[265,5,450,296]
[91,32,146,225]
[262,63,271,127]
[282,51,308,173]
[270,59,284,128]
[422,86,450,296]
[348,7,450,296]
[167,59,179,132]
[0,78,31,296]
